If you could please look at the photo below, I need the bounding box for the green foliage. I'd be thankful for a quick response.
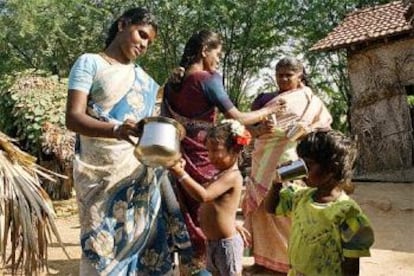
[276,0,392,133]
[0,71,67,155]
[199,0,285,107]
[0,0,286,104]
[0,0,107,77]
[408,95,414,107]
[0,75,16,133]
[0,0,396,138]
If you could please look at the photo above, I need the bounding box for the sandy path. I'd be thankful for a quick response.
[2,182,414,275]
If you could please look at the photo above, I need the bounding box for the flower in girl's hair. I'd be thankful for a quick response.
[236,129,252,145]
[220,119,252,146]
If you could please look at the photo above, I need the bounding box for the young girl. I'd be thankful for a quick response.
[169,119,251,276]
[265,131,374,276]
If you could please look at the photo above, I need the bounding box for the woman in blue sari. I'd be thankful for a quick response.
[66,7,192,275]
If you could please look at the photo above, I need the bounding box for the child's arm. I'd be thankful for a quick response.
[263,180,283,214]
[342,257,359,276]
[340,209,374,276]
[169,159,240,202]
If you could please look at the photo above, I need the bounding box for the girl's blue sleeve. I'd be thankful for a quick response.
[68,54,97,94]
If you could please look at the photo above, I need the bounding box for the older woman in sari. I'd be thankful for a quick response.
[66,8,191,275]
[242,57,333,274]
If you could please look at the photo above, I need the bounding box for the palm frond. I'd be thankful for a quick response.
[0,132,70,274]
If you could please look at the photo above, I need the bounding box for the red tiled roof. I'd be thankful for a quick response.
[310,1,413,51]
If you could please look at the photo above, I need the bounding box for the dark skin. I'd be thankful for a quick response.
[247,116,277,137]
[169,142,251,247]
[66,23,156,143]
[264,159,361,275]
[247,66,304,137]
[182,44,287,125]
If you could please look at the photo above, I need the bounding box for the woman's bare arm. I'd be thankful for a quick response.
[224,99,285,125]
[66,90,116,137]
[66,90,139,141]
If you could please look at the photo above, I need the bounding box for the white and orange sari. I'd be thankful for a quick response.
[242,86,332,272]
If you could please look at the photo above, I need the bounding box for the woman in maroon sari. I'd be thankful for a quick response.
[162,30,284,275]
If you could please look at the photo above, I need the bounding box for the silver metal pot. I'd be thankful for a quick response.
[134,116,186,168]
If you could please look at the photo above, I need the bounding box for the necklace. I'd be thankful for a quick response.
[99,52,131,65]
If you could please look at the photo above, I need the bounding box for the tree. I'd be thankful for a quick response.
[198,0,286,108]
[277,0,391,132]
[0,0,108,78]
[1,0,394,131]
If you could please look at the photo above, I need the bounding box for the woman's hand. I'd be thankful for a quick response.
[250,116,277,137]
[235,223,251,247]
[114,119,139,144]
[268,98,286,115]
[262,115,277,133]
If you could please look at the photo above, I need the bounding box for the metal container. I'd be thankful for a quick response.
[267,113,277,124]
[276,158,308,182]
[134,116,186,168]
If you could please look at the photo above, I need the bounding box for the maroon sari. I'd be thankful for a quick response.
[161,71,234,267]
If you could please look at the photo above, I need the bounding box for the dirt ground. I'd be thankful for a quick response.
[4,182,414,275]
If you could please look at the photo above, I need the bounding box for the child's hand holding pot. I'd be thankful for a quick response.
[169,158,187,178]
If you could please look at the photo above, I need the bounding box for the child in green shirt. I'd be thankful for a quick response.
[265,130,374,276]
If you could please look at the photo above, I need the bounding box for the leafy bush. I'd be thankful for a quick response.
[0,71,75,200]
[0,70,67,155]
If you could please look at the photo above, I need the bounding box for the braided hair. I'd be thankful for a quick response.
[169,30,222,91]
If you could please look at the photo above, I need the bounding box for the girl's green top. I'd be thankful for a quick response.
[276,185,374,276]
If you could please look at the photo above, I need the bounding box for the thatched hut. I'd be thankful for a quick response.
[311,0,414,182]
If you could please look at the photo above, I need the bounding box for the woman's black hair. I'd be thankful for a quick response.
[105,7,158,48]
[301,67,310,87]
[168,30,222,92]
[297,130,358,194]
[179,30,222,69]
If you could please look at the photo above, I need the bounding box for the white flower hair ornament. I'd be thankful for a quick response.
[220,119,252,146]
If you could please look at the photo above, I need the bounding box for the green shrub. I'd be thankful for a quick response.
[407,95,414,107]
[0,70,67,155]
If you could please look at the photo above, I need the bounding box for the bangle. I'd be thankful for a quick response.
[178,173,189,182]
[113,124,121,139]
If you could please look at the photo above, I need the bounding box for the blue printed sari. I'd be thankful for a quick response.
[72,59,192,275]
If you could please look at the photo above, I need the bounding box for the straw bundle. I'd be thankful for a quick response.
[40,122,75,200]
[0,132,69,274]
